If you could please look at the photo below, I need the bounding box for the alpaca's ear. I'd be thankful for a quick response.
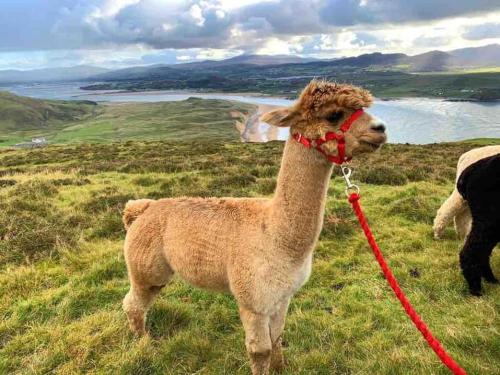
[260,107,298,127]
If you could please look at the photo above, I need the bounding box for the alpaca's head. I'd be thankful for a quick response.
[261,80,387,159]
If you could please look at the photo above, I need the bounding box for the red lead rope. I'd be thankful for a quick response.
[295,110,467,373]
[348,192,467,375]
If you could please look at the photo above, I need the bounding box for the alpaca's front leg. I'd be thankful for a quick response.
[269,298,290,373]
[454,206,472,240]
[239,306,272,375]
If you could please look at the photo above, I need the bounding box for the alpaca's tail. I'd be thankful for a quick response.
[123,199,154,230]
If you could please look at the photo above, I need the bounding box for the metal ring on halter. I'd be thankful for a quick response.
[345,184,360,197]
[340,165,360,197]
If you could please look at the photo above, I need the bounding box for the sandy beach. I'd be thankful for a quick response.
[237,103,282,142]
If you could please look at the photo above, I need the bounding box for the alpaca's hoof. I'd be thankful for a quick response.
[126,314,146,336]
[270,342,285,373]
[129,324,146,337]
[271,360,285,373]
[433,230,442,240]
[132,327,147,337]
[469,289,483,297]
[270,354,285,373]
[484,277,499,284]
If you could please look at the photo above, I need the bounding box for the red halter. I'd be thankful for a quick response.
[292,109,364,165]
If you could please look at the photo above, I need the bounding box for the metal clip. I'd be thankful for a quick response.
[340,165,360,196]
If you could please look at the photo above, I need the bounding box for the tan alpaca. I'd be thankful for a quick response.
[122,80,387,375]
[433,145,500,240]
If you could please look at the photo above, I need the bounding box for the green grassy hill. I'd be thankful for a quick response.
[0,139,498,374]
[51,98,254,144]
[0,94,255,146]
[0,91,98,134]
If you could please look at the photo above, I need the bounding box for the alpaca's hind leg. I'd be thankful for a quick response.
[434,189,466,239]
[269,299,290,373]
[460,223,497,296]
[482,259,499,284]
[123,234,173,335]
[454,206,472,240]
[123,283,166,336]
[480,237,498,284]
[239,306,272,375]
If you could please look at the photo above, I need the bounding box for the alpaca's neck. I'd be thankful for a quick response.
[270,136,334,256]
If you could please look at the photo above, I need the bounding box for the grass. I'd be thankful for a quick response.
[0,91,98,144]
[0,139,499,374]
[0,95,254,146]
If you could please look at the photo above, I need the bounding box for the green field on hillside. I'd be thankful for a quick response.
[0,91,99,146]
[0,93,254,146]
[0,139,499,374]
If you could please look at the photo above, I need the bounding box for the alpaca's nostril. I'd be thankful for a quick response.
[371,123,386,133]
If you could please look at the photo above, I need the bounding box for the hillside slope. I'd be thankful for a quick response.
[0,91,98,133]
[50,98,255,144]
[0,139,498,374]
[0,94,255,146]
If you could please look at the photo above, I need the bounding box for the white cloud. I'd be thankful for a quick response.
[218,0,264,10]
[95,0,141,18]
[0,1,500,69]
[189,4,206,27]
[255,36,308,55]
[308,12,500,58]
[194,48,240,60]
[215,9,226,19]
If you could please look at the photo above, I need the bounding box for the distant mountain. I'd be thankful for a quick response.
[173,54,318,69]
[0,65,110,84]
[89,53,406,82]
[90,64,178,81]
[91,54,319,81]
[315,45,500,72]
[405,44,500,71]
[448,44,500,68]
[405,50,452,71]
[321,52,407,68]
[3,45,499,86]
[90,45,500,83]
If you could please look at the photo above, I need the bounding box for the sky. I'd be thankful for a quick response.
[1,0,500,70]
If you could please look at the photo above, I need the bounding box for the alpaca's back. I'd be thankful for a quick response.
[433,145,500,240]
[457,154,500,221]
[456,145,500,180]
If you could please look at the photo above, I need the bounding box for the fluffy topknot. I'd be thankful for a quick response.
[296,80,373,119]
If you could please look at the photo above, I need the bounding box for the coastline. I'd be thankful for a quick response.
[86,89,275,98]
[79,88,500,103]
[237,104,281,142]
[78,82,500,103]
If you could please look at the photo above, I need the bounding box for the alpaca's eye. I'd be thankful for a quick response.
[326,111,343,123]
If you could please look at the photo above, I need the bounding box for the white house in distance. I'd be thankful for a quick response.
[31,137,47,144]
[14,137,48,149]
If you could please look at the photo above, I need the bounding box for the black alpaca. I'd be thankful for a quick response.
[457,153,500,296]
